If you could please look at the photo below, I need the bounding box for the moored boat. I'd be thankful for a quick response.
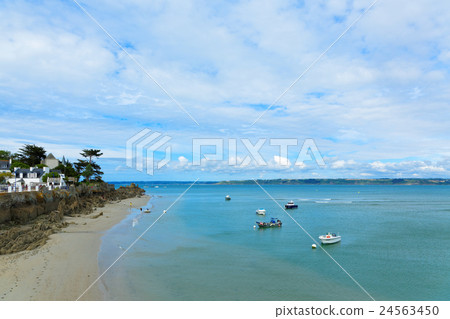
[256,208,266,215]
[256,218,282,228]
[285,200,298,209]
[319,232,341,244]
[225,195,231,200]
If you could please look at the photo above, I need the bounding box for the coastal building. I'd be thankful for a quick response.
[0,159,11,173]
[6,166,66,191]
[43,153,60,169]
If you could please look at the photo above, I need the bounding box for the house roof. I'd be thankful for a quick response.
[13,168,45,178]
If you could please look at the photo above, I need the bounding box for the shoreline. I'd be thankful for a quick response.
[0,195,150,301]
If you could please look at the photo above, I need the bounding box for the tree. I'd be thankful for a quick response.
[75,160,104,181]
[80,149,103,164]
[18,144,46,166]
[10,161,30,171]
[0,172,12,184]
[76,150,104,182]
[54,161,79,180]
[81,164,94,182]
[0,150,11,160]
[74,159,88,175]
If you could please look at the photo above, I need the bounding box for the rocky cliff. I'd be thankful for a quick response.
[0,183,145,255]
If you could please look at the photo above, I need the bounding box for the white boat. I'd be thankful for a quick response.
[256,209,266,215]
[319,232,341,244]
[225,195,231,200]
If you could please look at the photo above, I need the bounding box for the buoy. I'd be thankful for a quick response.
[163,210,167,214]
[253,225,256,229]
[312,244,317,249]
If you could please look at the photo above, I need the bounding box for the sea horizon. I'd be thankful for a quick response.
[108,178,450,185]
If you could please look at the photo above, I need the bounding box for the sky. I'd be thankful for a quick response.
[1,0,450,181]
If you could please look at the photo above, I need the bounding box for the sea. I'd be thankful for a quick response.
[98,184,450,300]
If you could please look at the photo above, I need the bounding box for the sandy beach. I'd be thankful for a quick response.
[0,195,150,301]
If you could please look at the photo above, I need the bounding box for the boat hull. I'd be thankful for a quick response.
[256,222,282,228]
[319,236,341,244]
[285,204,298,209]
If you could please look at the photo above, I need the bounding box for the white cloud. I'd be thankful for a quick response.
[331,160,357,169]
[360,173,372,177]
[273,155,291,167]
[177,156,189,166]
[418,165,445,173]
[369,161,387,172]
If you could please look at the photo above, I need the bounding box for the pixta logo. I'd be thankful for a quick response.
[126,129,325,175]
[192,138,325,167]
[126,129,172,175]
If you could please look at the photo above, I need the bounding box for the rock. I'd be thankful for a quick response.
[0,184,145,255]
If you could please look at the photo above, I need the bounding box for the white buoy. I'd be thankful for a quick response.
[312,244,317,249]
[253,225,256,229]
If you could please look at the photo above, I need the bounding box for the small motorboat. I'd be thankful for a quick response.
[256,208,266,215]
[256,218,282,228]
[225,195,231,201]
[319,232,341,244]
[144,208,151,213]
[285,200,298,209]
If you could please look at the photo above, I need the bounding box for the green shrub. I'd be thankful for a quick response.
[42,171,60,183]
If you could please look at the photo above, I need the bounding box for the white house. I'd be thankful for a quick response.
[0,159,10,173]
[7,166,66,192]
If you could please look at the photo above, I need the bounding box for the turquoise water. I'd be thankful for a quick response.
[98,184,450,300]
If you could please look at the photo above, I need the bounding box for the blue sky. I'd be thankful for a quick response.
[1,0,450,181]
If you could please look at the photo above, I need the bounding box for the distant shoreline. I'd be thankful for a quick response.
[113,178,450,186]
